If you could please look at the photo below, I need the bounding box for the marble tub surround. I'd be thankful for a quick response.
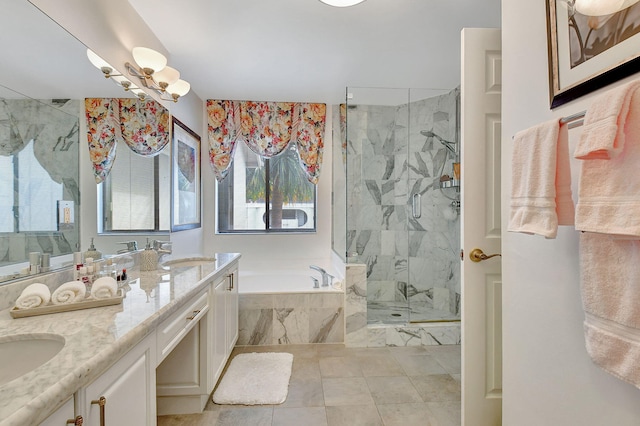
[0,252,240,425]
[239,292,344,345]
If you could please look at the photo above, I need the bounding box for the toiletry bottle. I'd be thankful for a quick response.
[29,252,41,275]
[83,237,103,260]
[73,252,83,281]
[140,238,159,271]
[85,257,95,284]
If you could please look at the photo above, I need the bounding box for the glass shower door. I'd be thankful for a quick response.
[406,88,461,323]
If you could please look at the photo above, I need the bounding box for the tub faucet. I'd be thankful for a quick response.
[117,241,138,254]
[152,240,172,262]
[309,265,334,287]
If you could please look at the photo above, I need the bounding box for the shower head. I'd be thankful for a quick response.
[420,130,458,156]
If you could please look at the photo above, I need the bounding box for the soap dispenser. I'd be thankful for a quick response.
[140,238,159,272]
[83,237,103,260]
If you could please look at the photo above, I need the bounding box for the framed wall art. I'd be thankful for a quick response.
[546,0,640,108]
[171,117,201,231]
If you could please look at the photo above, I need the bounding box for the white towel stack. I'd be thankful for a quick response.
[51,281,86,305]
[91,277,118,299]
[15,283,51,309]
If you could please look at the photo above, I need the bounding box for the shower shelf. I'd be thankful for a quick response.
[439,179,460,189]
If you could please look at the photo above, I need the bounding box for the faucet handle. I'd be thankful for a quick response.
[152,240,171,250]
[117,241,138,251]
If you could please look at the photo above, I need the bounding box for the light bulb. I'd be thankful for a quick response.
[132,47,167,74]
[318,0,366,6]
[86,49,114,75]
[154,66,180,89]
[166,79,190,97]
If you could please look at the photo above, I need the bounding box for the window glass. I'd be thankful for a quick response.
[100,142,170,232]
[217,141,316,233]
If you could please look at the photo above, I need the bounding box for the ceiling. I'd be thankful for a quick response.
[0,0,500,105]
[126,0,501,105]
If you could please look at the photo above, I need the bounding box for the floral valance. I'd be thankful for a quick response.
[207,100,326,184]
[85,98,170,183]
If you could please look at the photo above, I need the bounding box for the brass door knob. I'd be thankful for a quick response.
[469,248,501,263]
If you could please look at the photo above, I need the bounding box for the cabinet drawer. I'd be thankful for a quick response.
[157,288,209,364]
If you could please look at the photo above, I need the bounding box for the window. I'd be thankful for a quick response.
[99,142,170,233]
[217,141,316,233]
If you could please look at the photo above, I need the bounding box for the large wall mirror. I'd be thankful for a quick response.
[0,1,170,283]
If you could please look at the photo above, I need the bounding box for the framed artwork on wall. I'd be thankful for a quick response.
[170,117,201,231]
[546,0,640,108]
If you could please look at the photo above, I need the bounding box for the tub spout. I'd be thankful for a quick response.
[310,265,333,287]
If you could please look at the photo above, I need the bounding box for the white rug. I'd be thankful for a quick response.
[212,352,294,405]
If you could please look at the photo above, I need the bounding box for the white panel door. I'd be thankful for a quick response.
[461,27,502,426]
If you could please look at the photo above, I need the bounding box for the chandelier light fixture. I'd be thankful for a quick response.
[86,47,190,102]
[318,0,366,7]
[573,0,640,15]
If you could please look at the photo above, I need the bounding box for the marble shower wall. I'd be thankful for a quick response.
[346,88,461,323]
[0,98,80,269]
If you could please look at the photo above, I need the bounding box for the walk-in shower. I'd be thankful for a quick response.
[336,86,461,326]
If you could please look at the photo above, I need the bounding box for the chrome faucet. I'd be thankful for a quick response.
[117,241,138,254]
[309,265,334,287]
[152,240,172,262]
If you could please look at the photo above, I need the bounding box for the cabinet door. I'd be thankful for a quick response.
[212,277,228,383]
[226,268,239,353]
[81,335,156,426]
[39,397,74,425]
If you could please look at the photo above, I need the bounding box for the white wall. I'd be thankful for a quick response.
[502,1,640,424]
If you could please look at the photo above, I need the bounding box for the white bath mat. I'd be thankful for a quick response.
[212,352,294,405]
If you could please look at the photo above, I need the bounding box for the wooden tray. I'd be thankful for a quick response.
[10,290,124,319]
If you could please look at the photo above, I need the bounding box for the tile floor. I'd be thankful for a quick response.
[157,344,461,426]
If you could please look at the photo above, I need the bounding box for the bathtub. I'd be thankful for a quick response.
[239,269,343,294]
[237,267,345,345]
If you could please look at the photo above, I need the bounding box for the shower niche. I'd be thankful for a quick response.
[340,87,461,329]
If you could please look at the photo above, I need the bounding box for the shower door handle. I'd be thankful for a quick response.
[412,193,421,219]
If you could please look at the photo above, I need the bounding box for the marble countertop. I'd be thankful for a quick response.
[0,252,240,426]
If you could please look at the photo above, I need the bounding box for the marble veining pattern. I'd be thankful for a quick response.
[238,291,344,346]
[346,88,461,325]
[0,252,241,425]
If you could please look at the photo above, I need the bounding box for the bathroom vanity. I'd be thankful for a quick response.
[0,253,240,425]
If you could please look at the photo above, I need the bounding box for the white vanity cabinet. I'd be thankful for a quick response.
[211,265,239,386]
[156,287,210,415]
[76,333,157,426]
[39,397,76,425]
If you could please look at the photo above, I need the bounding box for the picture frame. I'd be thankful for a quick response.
[546,1,640,109]
[170,117,201,231]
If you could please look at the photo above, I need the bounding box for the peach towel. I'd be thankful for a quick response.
[508,118,574,238]
[574,80,640,236]
[579,233,640,389]
[574,79,640,160]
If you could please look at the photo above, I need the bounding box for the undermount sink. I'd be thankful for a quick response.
[161,257,217,269]
[0,334,65,386]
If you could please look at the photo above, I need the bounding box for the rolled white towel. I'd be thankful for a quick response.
[51,281,86,305]
[15,283,51,309]
[91,277,118,299]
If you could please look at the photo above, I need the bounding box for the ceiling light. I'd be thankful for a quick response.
[318,0,366,7]
[574,0,640,15]
[87,48,190,102]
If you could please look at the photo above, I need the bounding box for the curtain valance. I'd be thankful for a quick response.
[207,100,326,184]
[85,98,170,183]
